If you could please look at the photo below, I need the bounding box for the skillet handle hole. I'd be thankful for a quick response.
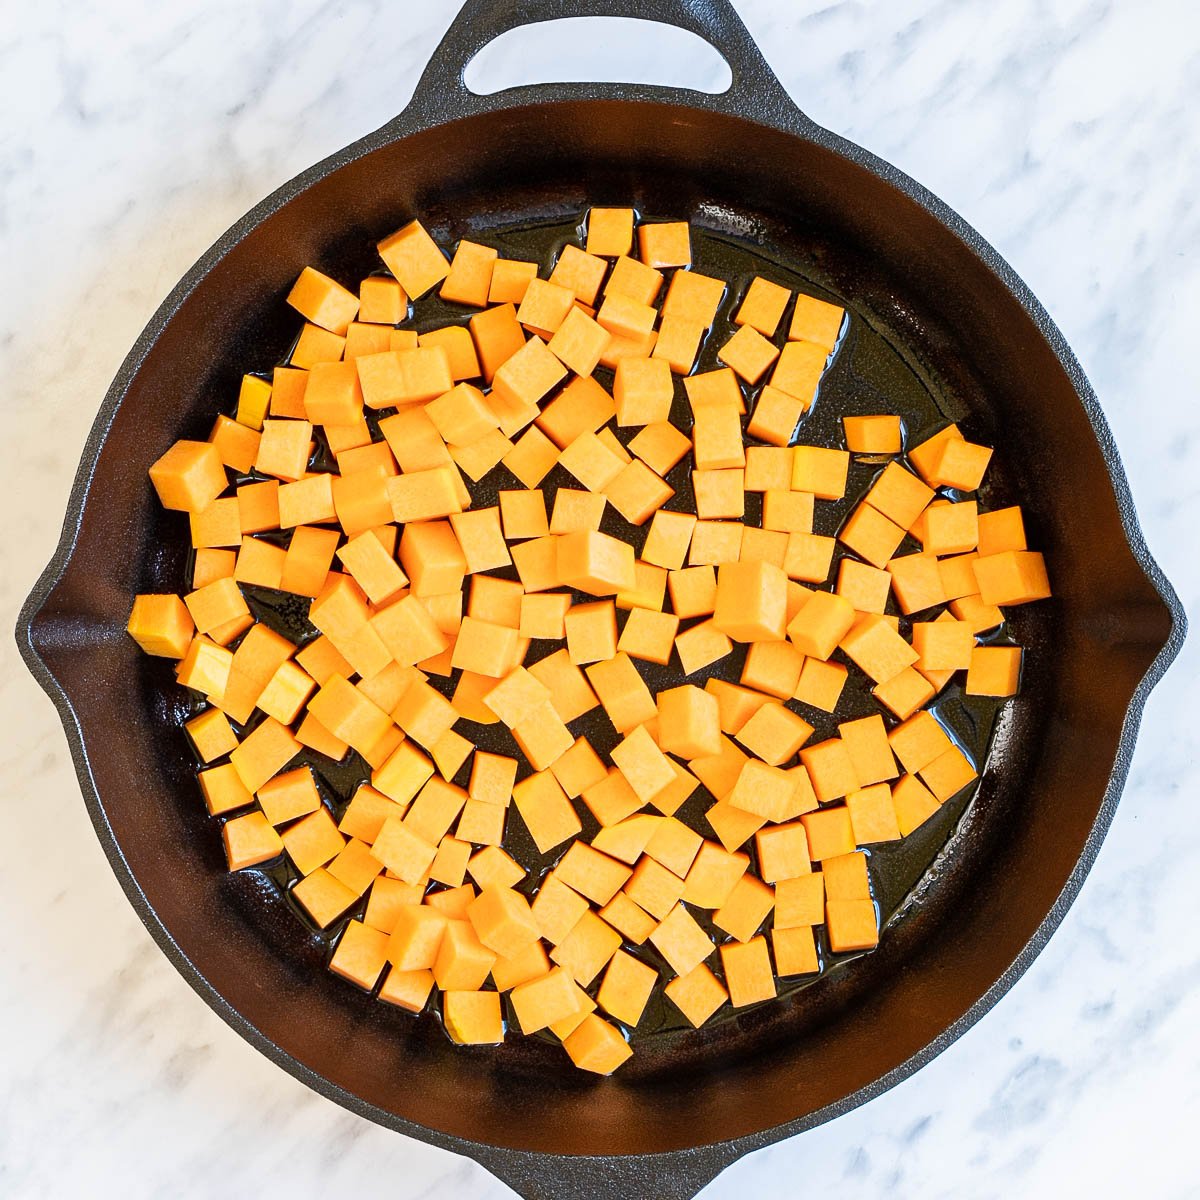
[462,17,733,96]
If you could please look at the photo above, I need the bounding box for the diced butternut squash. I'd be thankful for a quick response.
[149,440,227,513]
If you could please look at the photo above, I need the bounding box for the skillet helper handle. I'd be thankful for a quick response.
[471,1141,744,1200]
[396,0,806,131]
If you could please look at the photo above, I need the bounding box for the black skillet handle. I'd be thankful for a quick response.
[470,1141,744,1200]
[389,0,811,135]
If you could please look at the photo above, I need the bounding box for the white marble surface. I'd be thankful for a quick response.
[1,1,1198,1196]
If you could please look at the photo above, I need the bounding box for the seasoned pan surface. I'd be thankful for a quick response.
[17,1,1183,1197]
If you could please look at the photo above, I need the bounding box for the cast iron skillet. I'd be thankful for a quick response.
[16,1,1185,1196]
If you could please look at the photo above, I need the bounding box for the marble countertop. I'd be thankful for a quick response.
[2,1,1197,1196]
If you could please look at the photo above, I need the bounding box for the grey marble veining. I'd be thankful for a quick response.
[1,1,1197,1197]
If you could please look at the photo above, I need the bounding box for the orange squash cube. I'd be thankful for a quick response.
[291,322,345,369]
[488,258,538,305]
[972,550,1051,606]
[469,302,526,383]
[865,461,934,528]
[555,529,635,596]
[919,744,978,802]
[717,324,779,384]
[691,520,744,566]
[227,715,300,793]
[712,560,788,643]
[378,966,434,1012]
[149,439,228,513]
[791,445,849,500]
[490,937,552,992]
[127,594,195,658]
[768,925,817,978]
[834,558,890,615]
[291,868,358,927]
[843,782,900,844]
[916,499,978,556]
[747,385,807,446]
[358,274,406,323]
[839,501,907,570]
[546,305,611,377]
[713,873,775,943]
[684,366,744,413]
[556,842,633,907]
[886,551,947,615]
[586,207,634,257]
[681,841,748,909]
[548,243,608,305]
[924,435,993,491]
[511,768,582,855]
[692,469,744,520]
[536,376,615,451]
[377,220,450,299]
[721,936,775,1006]
[888,710,955,774]
[869,666,932,720]
[516,277,575,336]
[605,254,663,305]
[499,427,557,491]
[385,903,448,970]
[637,220,691,268]
[735,702,813,766]
[891,773,941,835]
[443,990,504,1045]
[649,903,715,977]
[655,684,720,760]
[610,724,675,803]
[221,809,284,871]
[207,415,261,475]
[439,239,498,307]
[789,293,845,349]
[661,269,726,327]
[976,506,1027,556]
[508,965,581,1034]
[754,821,811,884]
[604,460,674,526]
[826,898,879,952]
[563,599,617,666]
[433,918,497,991]
[664,962,728,1028]
[286,265,361,335]
[911,618,974,672]
[839,613,918,684]
[843,414,902,455]
[256,419,313,482]
[798,737,860,805]
[774,872,825,928]
[528,873,588,946]
[792,656,847,713]
[597,948,657,1027]
[613,355,673,427]
[735,276,790,337]
[786,589,854,660]
[674,619,733,675]
[236,372,274,430]
[328,919,389,990]
[466,886,539,959]
[651,315,705,374]
[563,1014,631,1074]
[965,644,1022,696]
[770,340,828,407]
[550,910,623,986]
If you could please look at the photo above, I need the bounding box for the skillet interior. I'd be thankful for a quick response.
[24,97,1177,1161]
